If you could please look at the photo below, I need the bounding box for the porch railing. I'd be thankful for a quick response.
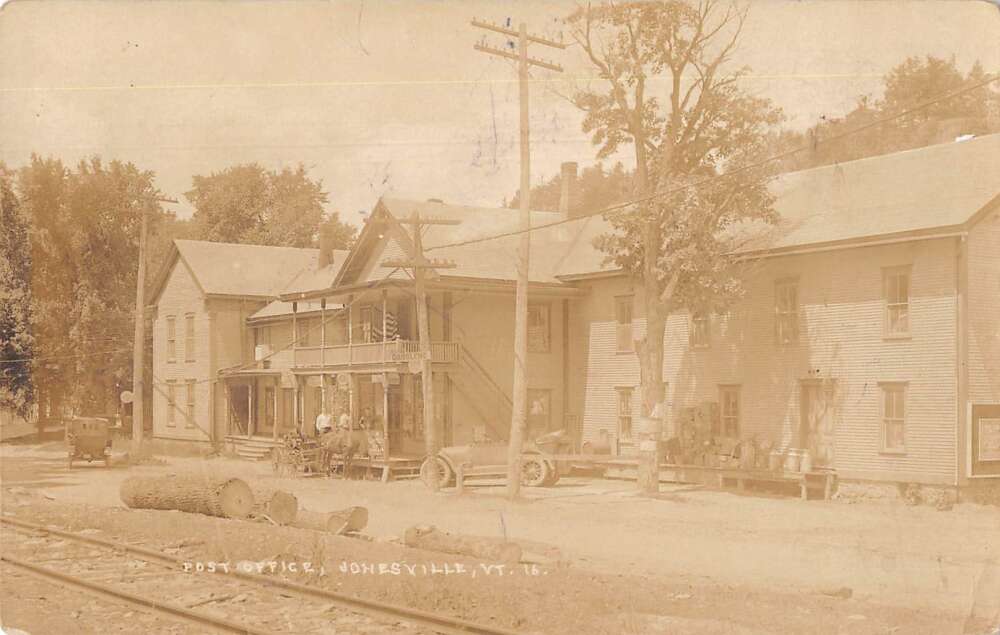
[293,339,459,368]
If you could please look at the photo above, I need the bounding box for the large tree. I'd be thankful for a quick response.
[774,55,1000,171]
[509,162,633,214]
[568,1,782,492]
[187,163,355,249]
[18,156,167,419]
[0,165,34,417]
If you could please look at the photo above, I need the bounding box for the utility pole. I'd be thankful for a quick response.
[131,195,177,455]
[472,17,564,499]
[382,212,458,492]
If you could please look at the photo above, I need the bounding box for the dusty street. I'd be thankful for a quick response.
[2,443,998,634]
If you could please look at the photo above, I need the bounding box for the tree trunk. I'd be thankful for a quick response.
[294,507,368,535]
[250,487,298,525]
[403,525,522,564]
[119,475,254,519]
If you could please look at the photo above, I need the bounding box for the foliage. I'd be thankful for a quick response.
[0,166,34,416]
[17,155,167,416]
[187,163,355,249]
[772,56,1000,171]
[509,162,633,214]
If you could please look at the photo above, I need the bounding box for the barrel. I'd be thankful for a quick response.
[799,450,813,473]
[784,448,803,473]
[768,449,784,471]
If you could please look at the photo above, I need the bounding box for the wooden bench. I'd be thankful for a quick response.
[719,469,836,500]
[455,462,512,494]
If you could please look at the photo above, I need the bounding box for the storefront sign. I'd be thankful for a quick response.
[979,418,1000,462]
[306,375,322,388]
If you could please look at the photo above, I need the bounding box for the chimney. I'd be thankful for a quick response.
[559,161,578,217]
[318,222,335,269]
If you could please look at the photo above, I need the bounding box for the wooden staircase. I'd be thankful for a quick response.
[225,435,280,461]
[449,345,511,442]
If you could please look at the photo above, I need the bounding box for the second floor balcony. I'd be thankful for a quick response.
[291,339,459,369]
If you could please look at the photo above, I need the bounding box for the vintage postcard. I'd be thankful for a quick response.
[1,1,999,633]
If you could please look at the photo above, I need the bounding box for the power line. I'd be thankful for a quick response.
[0,348,132,365]
[424,72,1000,254]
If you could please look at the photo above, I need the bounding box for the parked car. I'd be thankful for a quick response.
[420,429,574,488]
[66,417,113,468]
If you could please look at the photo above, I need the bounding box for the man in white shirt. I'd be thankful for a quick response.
[315,411,332,436]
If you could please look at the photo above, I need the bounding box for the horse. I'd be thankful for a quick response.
[321,428,371,479]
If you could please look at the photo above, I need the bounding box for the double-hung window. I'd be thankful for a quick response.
[615,296,633,353]
[775,279,799,345]
[880,383,906,453]
[883,266,911,337]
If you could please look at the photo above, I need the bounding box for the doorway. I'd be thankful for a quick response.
[228,384,249,436]
[800,380,836,467]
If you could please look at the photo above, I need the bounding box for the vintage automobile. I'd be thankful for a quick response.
[66,417,113,468]
[420,429,574,488]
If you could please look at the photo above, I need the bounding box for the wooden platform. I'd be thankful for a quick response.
[326,455,424,482]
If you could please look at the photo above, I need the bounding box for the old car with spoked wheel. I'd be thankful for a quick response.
[419,429,574,488]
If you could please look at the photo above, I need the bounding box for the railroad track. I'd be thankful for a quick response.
[0,517,520,635]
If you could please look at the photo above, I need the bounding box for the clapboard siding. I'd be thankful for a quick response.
[967,209,1000,403]
[358,236,410,283]
[152,260,212,442]
[575,237,961,484]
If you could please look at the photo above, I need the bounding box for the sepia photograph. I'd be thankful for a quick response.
[1,0,999,633]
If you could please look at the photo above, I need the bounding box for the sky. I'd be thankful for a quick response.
[1,0,999,224]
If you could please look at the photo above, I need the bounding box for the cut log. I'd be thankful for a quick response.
[403,525,522,564]
[295,507,368,535]
[119,475,254,519]
[250,487,298,526]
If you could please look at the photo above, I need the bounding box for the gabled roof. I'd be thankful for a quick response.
[740,133,1000,254]
[249,250,349,320]
[149,239,320,304]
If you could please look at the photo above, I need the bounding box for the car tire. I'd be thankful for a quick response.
[520,455,550,487]
[420,456,453,488]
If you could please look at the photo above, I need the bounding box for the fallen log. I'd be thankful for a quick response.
[250,487,298,526]
[119,475,254,519]
[403,525,521,564]
[295,507,368,535]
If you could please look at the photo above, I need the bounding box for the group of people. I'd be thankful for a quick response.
[315,408,376,436]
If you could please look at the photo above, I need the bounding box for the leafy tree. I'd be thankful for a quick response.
[187,163,355,249]
[0,165,34,417]
[18,155,167,418]
[568,0,782,492]
[509,162,633,215]
[774,56,1000,171]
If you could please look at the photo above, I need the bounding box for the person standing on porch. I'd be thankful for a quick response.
[315,410,332,436]
[338,409,351,431]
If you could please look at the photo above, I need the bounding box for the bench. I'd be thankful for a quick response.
[719,469,836,500]
[455,462,512,494]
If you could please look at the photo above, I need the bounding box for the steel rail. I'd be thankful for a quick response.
[1,516,522,635]
[0,552,269,635]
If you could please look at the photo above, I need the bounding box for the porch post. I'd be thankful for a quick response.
[273,378,279,442]
[383,375,390,457]
[381,289,388,361]
[247,380,254,438]
[293,376,301,435]
[224,382,231,437]
[292,302,298,350]
[321,298,327,413]
[347,295,353,365]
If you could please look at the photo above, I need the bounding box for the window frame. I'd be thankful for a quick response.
[882,265,912,339]
[616,386,634,441]
[527,303,551,353]
[166,315,177,363]
[615,295,634,354]
[166,380,177,427]
[774,278,799,345]
[690,311,711,349]
[718,384,741,439]
[296,317,316,347]
[879,382,907,454]
[184,313,195,362]
[255,325,272,350]
[185,380,196,429]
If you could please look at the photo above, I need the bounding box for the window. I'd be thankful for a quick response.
[360,306,377,343]
[880,383,906,452]
[719,385,740,437]
[527,389,551,438]
[297,317,316,347]
[185,380,196,428]
[184,314,195,362]
[616,387,634,440]
[690,312,710,349]
[775,279,799,345]
[883,266,911,336]
[166,316,176,362]
[528,303,551,353]
[264,386,275,428]
[255,325,272,349]
[615,296,633,353]
[166,381,176,427]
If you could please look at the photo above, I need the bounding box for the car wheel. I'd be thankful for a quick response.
[420,456,453,488]
[520,456,550,487]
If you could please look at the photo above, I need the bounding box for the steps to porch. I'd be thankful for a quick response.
[225,435,281,461]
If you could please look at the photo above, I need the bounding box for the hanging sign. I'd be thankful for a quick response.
[306,375,322,387]
[337,374,350,390]
[979,418,1000,462]
[280,372,296,389]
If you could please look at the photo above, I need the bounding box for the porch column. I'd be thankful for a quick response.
[382,375,390,457]
[293,376,301,435]
[347,295,353,365]
[273,378,279,442]
[349,373,358,426]
[320,298,327,412]
[224,382,231,437]
[247,380,254,438]
[381,289,388,361]
[291,302,298,350]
